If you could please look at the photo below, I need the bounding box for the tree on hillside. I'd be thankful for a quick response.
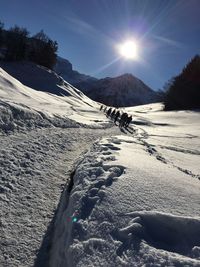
[0,21,4,47]
[0,22,58,69]
[164,55,200,110]
[5,25,29,61]
[28,30,58,69]
[163,77,175,92]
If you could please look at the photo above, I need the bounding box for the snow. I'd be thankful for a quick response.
[0,67,200,267]
[50,105,200,267]
[126,103,200,179]
[0,127,121,267]
[0,66,109,133]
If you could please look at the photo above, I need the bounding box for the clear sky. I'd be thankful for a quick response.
[0,0,200,89]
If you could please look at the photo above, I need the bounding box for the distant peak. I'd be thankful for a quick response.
[102,73,138,81]
[115,73,137,80]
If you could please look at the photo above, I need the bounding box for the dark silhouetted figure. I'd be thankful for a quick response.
[104,106,107,113]
[107,108,112,117]
[111,109,116,119]
[120,112,128,127]
[125,115,132,127]
[114,110,120,124]
[100,105,103,111]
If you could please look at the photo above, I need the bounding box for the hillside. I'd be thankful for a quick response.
[51,104,200,267]
[0,65,109,132]
[79,73,159,107]
[0,67,199,267]
[0,59,160,107]
[54,57,159,107]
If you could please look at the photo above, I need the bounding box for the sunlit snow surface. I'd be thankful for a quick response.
[0,67,200,266]
[0,67,109,131]
[51,104,200,267]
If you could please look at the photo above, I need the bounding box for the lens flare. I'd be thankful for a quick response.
[118,40,139,60]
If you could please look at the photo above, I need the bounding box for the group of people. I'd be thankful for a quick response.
[100,105,132,128]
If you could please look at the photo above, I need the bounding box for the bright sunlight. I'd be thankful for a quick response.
[118,40,139,60]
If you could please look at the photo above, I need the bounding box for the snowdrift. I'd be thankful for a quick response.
[50,109,200,266]
[0,66,109,133]
[1,63,200,266]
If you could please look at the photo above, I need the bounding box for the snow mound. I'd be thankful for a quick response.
[0,61,94,97]
[116,211,200,258]
[0,66,109,133]
[50,135,200,266]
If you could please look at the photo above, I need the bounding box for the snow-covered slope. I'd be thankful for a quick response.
[1,65,199,267]
[54,57,160,107]
[0,66,109,132]
[1,58,160,109]
[75,74,159,107]
[0,61,95,97]
[50,103,200,267]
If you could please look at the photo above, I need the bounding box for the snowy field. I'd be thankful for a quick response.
[50,104,200,267]
[0,67,200,267]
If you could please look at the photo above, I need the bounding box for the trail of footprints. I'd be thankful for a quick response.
[136,126,200,179]
[79,142,125,221]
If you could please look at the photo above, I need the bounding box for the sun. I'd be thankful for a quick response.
[118,40,139,60]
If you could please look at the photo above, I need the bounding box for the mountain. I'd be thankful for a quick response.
[76,74,159,107]
[55,57,159,107]
[0,58,97,97]
[0,57,160,107]
[54,56,97,85]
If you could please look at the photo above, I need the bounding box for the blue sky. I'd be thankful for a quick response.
[0,0,200,89]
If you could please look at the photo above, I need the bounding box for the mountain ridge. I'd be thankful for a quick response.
[0,56,160,107]
[55,56,160,107]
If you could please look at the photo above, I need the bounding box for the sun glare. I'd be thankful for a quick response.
[118,40,139,60]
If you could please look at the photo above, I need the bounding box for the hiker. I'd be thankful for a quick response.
[104,106,107,113]
[120,112,128,127]
[100,105,103,111]
[111,109,116,119]
[114,110,120,124]
[106,107,112,117]
[125,115,132,127]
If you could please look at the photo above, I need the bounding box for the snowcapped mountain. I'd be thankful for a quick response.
[54,57,159,107]
[78,73,159,107]
[0,58,160,107]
